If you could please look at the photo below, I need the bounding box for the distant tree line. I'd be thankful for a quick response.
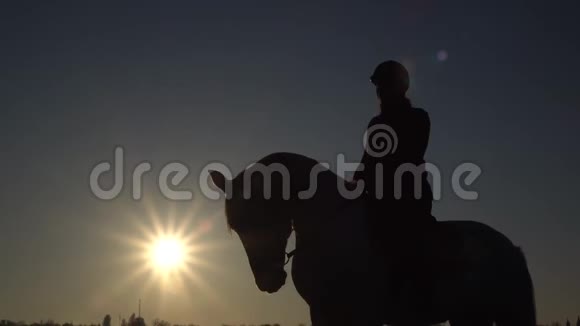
[0,320,95,326]
[0,318,288,326]
[3,316,578,326]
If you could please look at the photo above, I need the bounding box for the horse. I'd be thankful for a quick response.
[209,152,536,326]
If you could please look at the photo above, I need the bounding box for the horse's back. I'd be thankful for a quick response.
[436,220,519,271]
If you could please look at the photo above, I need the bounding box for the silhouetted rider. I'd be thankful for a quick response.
[353,60,435,316]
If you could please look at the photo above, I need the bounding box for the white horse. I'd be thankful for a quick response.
[210,152,535,326]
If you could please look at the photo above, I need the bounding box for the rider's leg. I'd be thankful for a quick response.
[391,195,436,319]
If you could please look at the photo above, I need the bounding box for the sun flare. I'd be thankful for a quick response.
[105,200,223,304]
[150,237,186,269]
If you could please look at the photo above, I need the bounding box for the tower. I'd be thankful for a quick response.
[134,299,145,326]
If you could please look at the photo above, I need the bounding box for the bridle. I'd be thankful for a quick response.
[284,249,296,266]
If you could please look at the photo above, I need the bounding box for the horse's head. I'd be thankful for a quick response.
[210,167,293,293]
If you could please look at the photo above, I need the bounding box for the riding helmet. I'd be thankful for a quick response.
[370,60,410,94]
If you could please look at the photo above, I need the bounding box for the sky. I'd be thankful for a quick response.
[1,1,579,325]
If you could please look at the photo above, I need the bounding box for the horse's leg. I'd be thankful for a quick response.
[309,306,327,326]
[309,305,350,326]
[309,304,379,326]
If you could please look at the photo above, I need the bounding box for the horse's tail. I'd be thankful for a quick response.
[497,247,536,326]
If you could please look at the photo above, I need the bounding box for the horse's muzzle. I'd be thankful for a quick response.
[255,269,287,293]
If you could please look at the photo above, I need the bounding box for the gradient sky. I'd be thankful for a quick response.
[1,1,579,325]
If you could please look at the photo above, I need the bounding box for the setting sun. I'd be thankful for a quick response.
[151,237,186,269]
[109,200,221,299]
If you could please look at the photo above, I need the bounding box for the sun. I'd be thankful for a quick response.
[150,237,186,269]
[144,231,194,279]
[106,200,222,301]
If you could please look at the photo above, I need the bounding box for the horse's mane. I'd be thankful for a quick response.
[254,152,321,170]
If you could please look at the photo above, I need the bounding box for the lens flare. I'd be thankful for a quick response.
[150,237,186,269]
[437,49,448,62]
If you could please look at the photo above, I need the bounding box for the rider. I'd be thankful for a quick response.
[353,60,435,315]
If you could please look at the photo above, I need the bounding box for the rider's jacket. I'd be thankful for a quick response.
[354,104,433,223]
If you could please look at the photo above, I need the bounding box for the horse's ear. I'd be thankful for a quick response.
[209,170,228,192]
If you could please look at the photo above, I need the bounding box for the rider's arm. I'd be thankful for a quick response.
[353,151,370,181]
[413,109,431,160]
[353,116,381,181]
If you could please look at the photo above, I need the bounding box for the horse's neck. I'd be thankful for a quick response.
[292,194,369,268]
[265,153,363,246]
[291,170,360,244]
